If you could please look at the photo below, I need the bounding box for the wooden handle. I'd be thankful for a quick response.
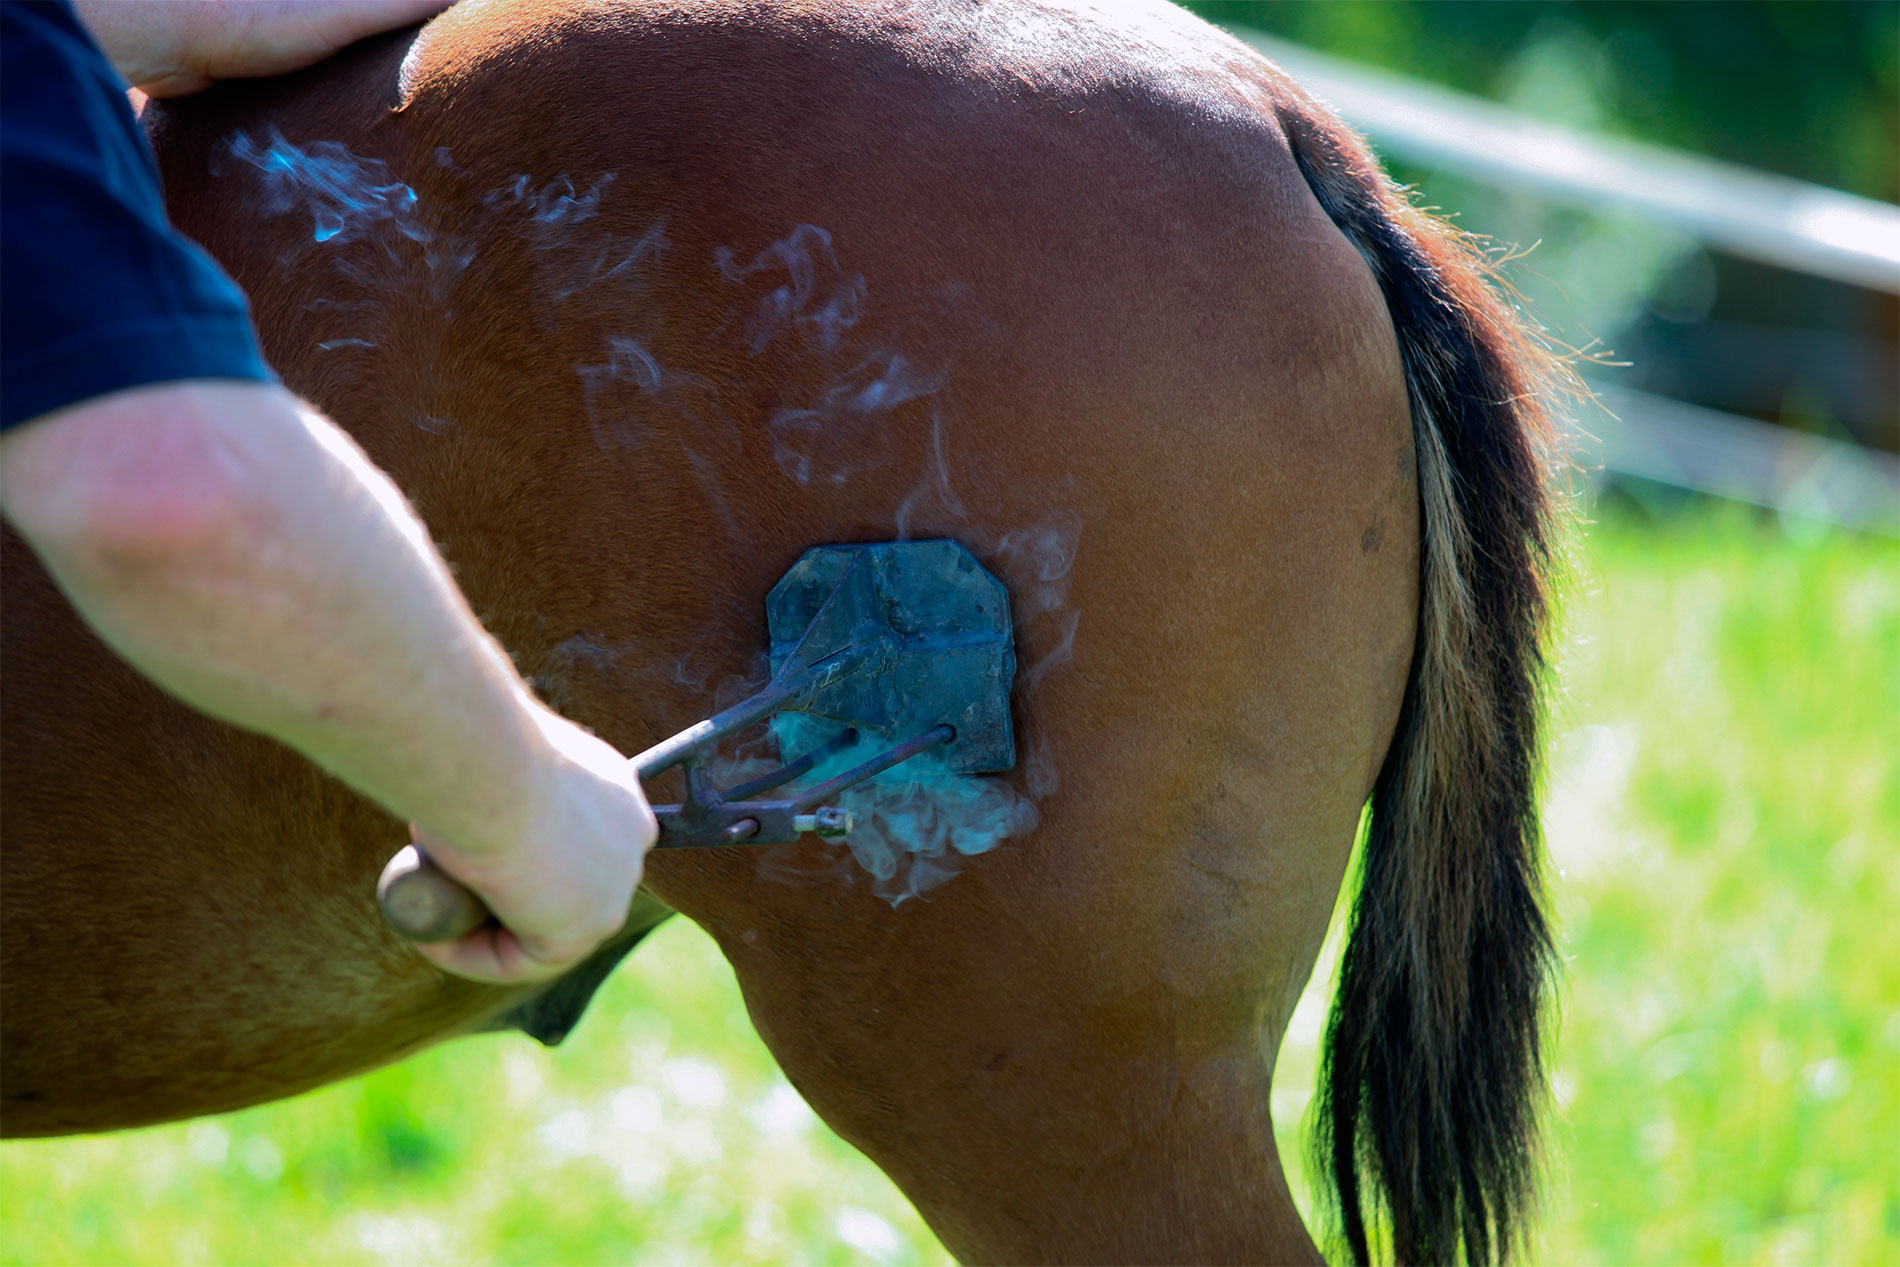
[377,844,493,943]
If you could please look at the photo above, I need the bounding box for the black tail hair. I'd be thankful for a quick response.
[1278,98,1565,1266]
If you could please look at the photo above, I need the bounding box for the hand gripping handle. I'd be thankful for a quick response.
[373,722,944,943]
[376,557,924,943]
[375,664,803,943]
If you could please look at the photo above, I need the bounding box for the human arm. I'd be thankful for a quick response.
[0,380,656,983]
[71,0,452,97]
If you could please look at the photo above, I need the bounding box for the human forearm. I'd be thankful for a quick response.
[3,381,655,982]
[1,381,545,853]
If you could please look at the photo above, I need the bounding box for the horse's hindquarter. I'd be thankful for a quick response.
[9,0,1417,1253]
[0,533,512,1133]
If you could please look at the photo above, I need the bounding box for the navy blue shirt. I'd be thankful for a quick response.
[1,0,273,430]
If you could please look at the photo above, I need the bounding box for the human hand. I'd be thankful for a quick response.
[407,704,659,984]
[73,0,452,97]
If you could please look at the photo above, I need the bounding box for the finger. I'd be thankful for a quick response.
[413,925,571,985]
[401,825,600,977]
[134,71,216,99]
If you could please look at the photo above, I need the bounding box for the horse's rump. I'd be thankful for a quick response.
[4,3,1558,1262]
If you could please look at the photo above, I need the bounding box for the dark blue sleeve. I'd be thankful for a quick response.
[1,0,274,431]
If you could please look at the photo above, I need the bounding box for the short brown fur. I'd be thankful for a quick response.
[1,3,1559,1262]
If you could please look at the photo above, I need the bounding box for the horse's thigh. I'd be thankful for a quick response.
[638,674,1347,1258]
[640,491,1411,1236]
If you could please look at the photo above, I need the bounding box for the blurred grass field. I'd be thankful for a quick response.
[2,500,1895,1266]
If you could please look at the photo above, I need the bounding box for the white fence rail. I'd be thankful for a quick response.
[1582,388,1900,536]
[1239,30,1900,293]
[1234,27,1900,534]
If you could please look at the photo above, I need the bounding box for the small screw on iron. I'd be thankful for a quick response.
[793,806,854,837]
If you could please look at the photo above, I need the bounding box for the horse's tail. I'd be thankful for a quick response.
[1276,96,1566,1266]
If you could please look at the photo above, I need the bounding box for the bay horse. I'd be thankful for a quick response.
[0,1,1562,1262]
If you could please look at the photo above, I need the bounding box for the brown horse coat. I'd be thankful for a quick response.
[2,3,1560,1262]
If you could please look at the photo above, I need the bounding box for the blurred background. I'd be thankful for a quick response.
[3,2,1894,1263]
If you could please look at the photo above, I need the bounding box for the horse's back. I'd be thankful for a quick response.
[5,5,1415,1255]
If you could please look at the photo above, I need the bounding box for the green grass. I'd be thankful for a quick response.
[2,500,1895,1265]
[1532,503,1899,1265]
[0,918,950,1267]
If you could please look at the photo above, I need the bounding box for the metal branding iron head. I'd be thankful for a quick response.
[640,539,1017,848]
[767,539,1016,775]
